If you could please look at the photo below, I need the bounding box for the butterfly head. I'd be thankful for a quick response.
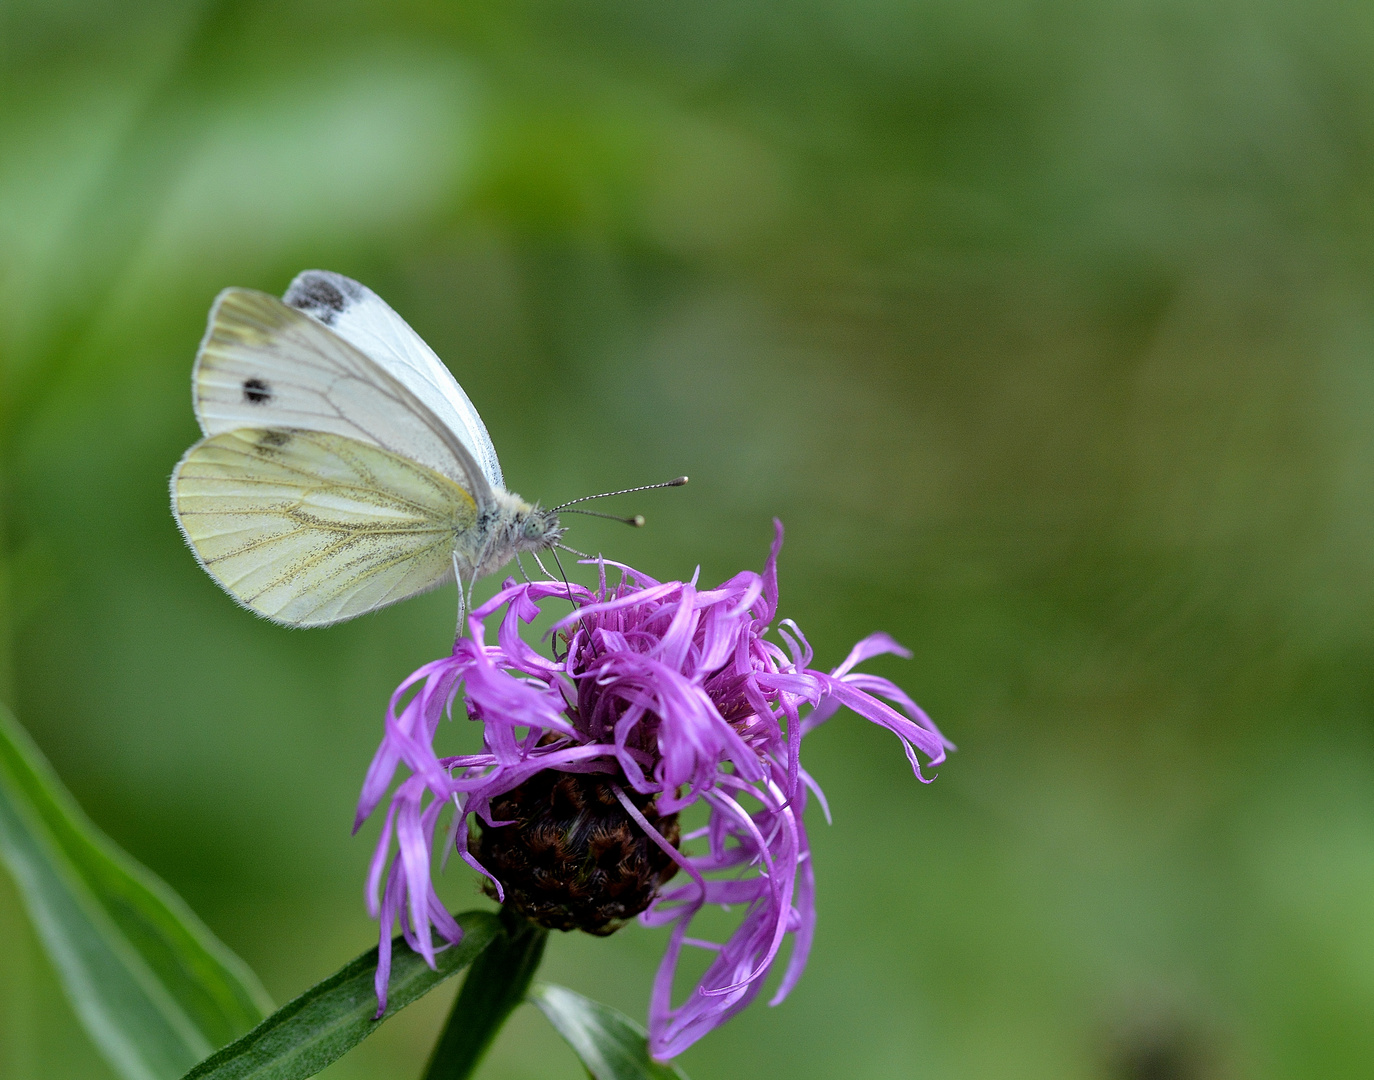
[516,503,562,549]
[490,491,562,555]
[470,494,562,579]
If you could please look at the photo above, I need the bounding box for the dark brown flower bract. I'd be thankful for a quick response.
[473,771,680,935]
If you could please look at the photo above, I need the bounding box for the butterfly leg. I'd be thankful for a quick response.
[465,565,480,625]
[530,550,557,581]
[462,532,495,628]
[452,552,467,642]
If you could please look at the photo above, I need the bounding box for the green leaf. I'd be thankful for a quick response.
[0,704,273,1080]
[182,910,500,1080]
[422,907,548,1080]
[529,983,690,1080]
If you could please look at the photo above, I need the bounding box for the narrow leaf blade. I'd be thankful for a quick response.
[183,910,500,1080]
[0,705,269,1079]
[530,983,689,1080]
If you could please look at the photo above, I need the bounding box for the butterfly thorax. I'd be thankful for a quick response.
[465,491,562,579]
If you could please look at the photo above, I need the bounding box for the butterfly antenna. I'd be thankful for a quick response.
[554,476,688,511]
[560,508,646,527]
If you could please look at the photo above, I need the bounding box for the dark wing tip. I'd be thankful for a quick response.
[283,270,364,327]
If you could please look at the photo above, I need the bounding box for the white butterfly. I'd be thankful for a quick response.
[170,270,564,627]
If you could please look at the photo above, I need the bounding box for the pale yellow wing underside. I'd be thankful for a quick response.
[172,428,477,627]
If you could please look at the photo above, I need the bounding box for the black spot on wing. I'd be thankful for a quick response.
[252,429,291,457]
[242,377,272,404]
[283,271,363,327]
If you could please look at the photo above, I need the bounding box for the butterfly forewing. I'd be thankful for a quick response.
[194,288,495,507]
[172,428,477,627]
[283,270,505,490]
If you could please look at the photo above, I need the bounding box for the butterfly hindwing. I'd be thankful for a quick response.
[172,428,477,627]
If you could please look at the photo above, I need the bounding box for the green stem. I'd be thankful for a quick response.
[421,907,548,1080]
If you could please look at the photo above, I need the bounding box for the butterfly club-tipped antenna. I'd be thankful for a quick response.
[563,508,646,527]
[554,476,688,527]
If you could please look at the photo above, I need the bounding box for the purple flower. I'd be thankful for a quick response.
[355,521,951,1059]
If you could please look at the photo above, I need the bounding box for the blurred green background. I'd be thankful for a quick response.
[4,1,1374,1077]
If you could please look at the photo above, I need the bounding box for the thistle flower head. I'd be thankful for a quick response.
[356,521,951,1058]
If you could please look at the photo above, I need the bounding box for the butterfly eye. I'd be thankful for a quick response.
[522,518,543,539]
